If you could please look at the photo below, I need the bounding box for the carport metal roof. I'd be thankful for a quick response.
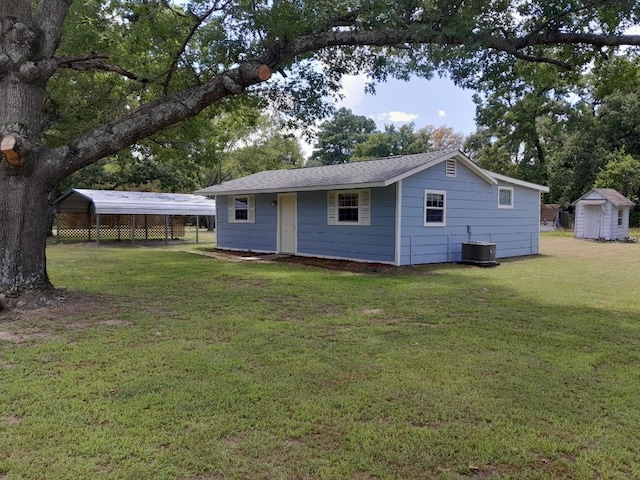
[55,189,216,216]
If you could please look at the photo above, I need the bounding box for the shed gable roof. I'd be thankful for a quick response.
[572,188,635,207]
[195,150,548,196]
[55,189,217,216]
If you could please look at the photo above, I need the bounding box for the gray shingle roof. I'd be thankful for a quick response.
[592,188,635,206]
[195,150,498,195]
[573,188,635,207]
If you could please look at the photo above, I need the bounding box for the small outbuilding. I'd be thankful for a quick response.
[540,204,562,231]
[572,188,635,240]
[54,189,216,244]
[195,149,549,266]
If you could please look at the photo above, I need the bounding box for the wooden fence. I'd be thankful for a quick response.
[56,213,186,242]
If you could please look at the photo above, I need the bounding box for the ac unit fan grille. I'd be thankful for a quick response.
[461,242,497,265]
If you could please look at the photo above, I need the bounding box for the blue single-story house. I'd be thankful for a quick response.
[194,150,549,266]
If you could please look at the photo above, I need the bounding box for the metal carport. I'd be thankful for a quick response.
[54,189,216,244]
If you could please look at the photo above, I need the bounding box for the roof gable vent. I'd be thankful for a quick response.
[446,159,456,177]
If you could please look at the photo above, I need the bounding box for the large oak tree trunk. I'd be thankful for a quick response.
[0,2,62,300]
[0,175,53,294]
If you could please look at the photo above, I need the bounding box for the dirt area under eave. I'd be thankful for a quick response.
[199,248,399,273]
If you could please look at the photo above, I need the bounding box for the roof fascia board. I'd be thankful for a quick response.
[54,188,93,206]
[489,172,550,192]
[570,191,593,206]
[195,181,388,197]
[457,153,498,185]
[577,200,606,206]
[93,209,216,215]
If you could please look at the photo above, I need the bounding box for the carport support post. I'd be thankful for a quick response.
[196,216,199,244]
[164,215,169,245]
[96,213,101,245]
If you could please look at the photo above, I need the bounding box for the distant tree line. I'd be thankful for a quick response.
[308,107,465,166]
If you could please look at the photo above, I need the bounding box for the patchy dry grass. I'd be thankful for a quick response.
[1,236,639,479]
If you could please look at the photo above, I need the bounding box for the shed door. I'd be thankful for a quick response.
[278,194,297,254]
[583,205,602,239]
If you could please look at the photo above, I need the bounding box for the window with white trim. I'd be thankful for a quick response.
[498,187,513,209]
[228,195,255,223]
[618,209,624,226]
[424,190,446,226]
[327,189,371,226]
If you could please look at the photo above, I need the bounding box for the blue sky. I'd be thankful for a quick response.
[299,74,479,157]
[337,74,478,135]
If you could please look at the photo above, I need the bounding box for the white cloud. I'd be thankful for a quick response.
[377,111,420,123]
[336,74,370,109]
[438,110,447,118]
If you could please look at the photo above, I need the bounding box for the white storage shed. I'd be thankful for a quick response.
[572,188,635,240]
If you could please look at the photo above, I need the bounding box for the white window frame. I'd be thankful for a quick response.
[327,189,371,226]
[618,209,624,226]
[498,187,514,209]
[424,190,446,227]
[228,195,255,223]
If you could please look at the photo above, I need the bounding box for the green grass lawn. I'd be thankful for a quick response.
[2,235,640,479]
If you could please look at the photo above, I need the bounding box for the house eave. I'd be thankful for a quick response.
[195,181,388,197]
[488,172,550,193]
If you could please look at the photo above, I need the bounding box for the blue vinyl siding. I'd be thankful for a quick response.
[216,194,278,252]
[399,161,541,265]
[296,186,396,263]
[217,188,397,262]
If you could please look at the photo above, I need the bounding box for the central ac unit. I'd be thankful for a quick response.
[461,241,498,266]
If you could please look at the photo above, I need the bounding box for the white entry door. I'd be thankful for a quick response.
[278,194,297,254]
[583,205,601,239]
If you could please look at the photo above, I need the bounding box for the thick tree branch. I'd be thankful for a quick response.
[34,0,71,58]
[261,29,640,70]
[55,53,110,64]
[45,61,272,181]
[515,32,640,49]
[55,54,143,81]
